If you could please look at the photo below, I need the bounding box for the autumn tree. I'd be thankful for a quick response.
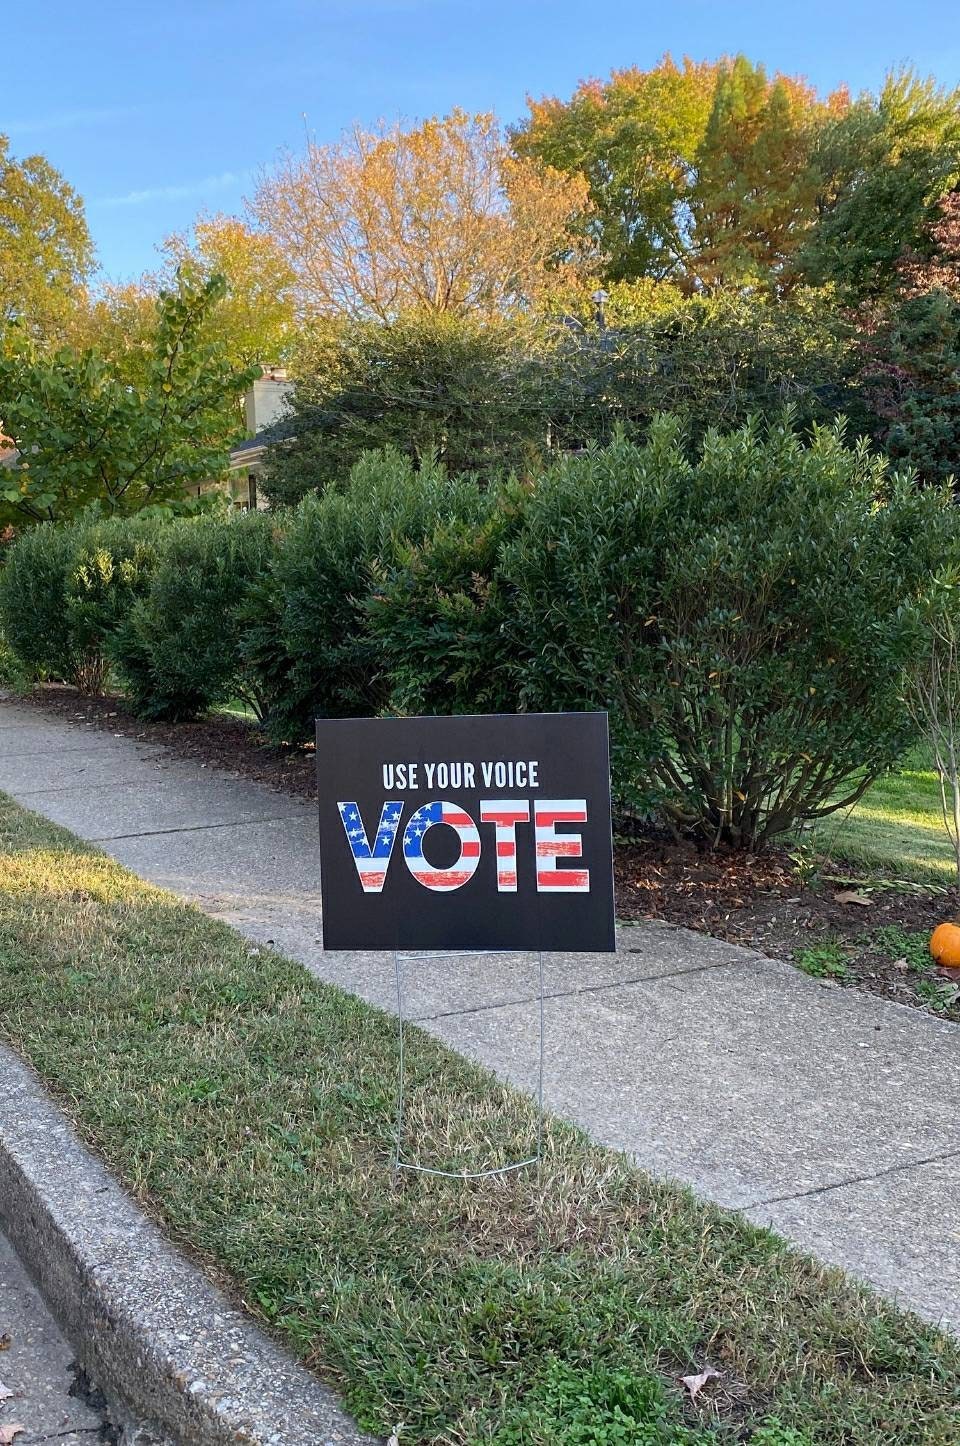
[0,273,258,525]
[67,215,296,377]
[253,108,593,320]
[160,214,297,364]
[514,55,838,292]
[894,187,960,299]
[0,135,94,341]
[64,278,160,382]
[687,57,832,290]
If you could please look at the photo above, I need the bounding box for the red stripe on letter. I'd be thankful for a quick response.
[534,800,589,894]
[480,800,530,893]
[537,869,590,890]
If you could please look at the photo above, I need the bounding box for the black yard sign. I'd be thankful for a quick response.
[316,712,616,952]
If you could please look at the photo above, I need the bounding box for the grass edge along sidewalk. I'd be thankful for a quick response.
[0,793,957,1446]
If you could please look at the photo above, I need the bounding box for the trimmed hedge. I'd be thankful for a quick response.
[111,511,277,721]
[2,423,956,847]
[0,514,162,693]
[245,448,492,744]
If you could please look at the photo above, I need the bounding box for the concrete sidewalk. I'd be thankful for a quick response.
[1,695,958,1332]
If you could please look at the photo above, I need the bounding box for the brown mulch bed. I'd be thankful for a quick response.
[23,684,960,1023]
[614,837,958,1019]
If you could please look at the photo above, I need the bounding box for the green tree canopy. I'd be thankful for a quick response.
[0,273,258,525]
[799,71,960,301]
[262,310,577,503]
[0,134,94,340]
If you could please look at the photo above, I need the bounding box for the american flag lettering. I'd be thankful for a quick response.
[534,798,589,892]
[478,799,530,892]
[403,800,481,891]
[337,800,403,892]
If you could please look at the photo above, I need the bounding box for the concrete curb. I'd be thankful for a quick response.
[0,1043,379,1446]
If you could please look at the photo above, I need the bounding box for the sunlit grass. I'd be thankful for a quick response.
[806,748,956,885]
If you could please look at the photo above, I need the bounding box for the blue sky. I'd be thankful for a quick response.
[5,0,959,282]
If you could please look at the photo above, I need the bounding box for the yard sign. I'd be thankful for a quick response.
[316,712,616,952]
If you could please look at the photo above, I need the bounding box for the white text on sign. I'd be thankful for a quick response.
[382,759,541,791]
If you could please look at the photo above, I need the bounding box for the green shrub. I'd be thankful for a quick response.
[0,627,33,692]
[264,312,566,504]
[365,483,525,717]
[860,288,960,487]
[0,522,77,681]
[65,518,163,692]
[501,416,958,847]
[248,448,486,743]
[0,515,162,692]
[111,512,278,722]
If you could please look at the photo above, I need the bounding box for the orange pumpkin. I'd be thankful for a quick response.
[929,922,960,969]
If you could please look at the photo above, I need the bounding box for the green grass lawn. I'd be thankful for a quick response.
[1,793,959,1445]
[804,748,957,886]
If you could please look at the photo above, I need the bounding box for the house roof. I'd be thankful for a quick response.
[229,430,272,470]
[229,414,296,471]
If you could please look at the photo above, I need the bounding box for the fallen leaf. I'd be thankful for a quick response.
[834,889,873,907]
[0,1335,9,1351]
[0,1426,24,1444]
[893,958,909,972]
[0,1381,12,1401]
[681,1366,721,1401]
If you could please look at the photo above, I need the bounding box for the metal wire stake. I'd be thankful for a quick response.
[393,948,545,1179]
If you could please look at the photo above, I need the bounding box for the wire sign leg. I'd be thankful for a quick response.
[393,949,545,1179]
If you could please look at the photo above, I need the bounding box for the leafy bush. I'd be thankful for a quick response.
[4,419,955,862]
[263,312,568,504]
[65,518,163,692]
[0,522,77,681]
[501,417,958,847]
[0,515,161,692]
[249,448,487,743]
[365,482,525,716]
[112,512,277,721]
[0,627,32,691]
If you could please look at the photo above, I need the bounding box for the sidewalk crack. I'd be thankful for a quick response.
[88,816,299,842]
[22,1429,104,1443]
[745,1144,960,1211]
[412,957,742,1022]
